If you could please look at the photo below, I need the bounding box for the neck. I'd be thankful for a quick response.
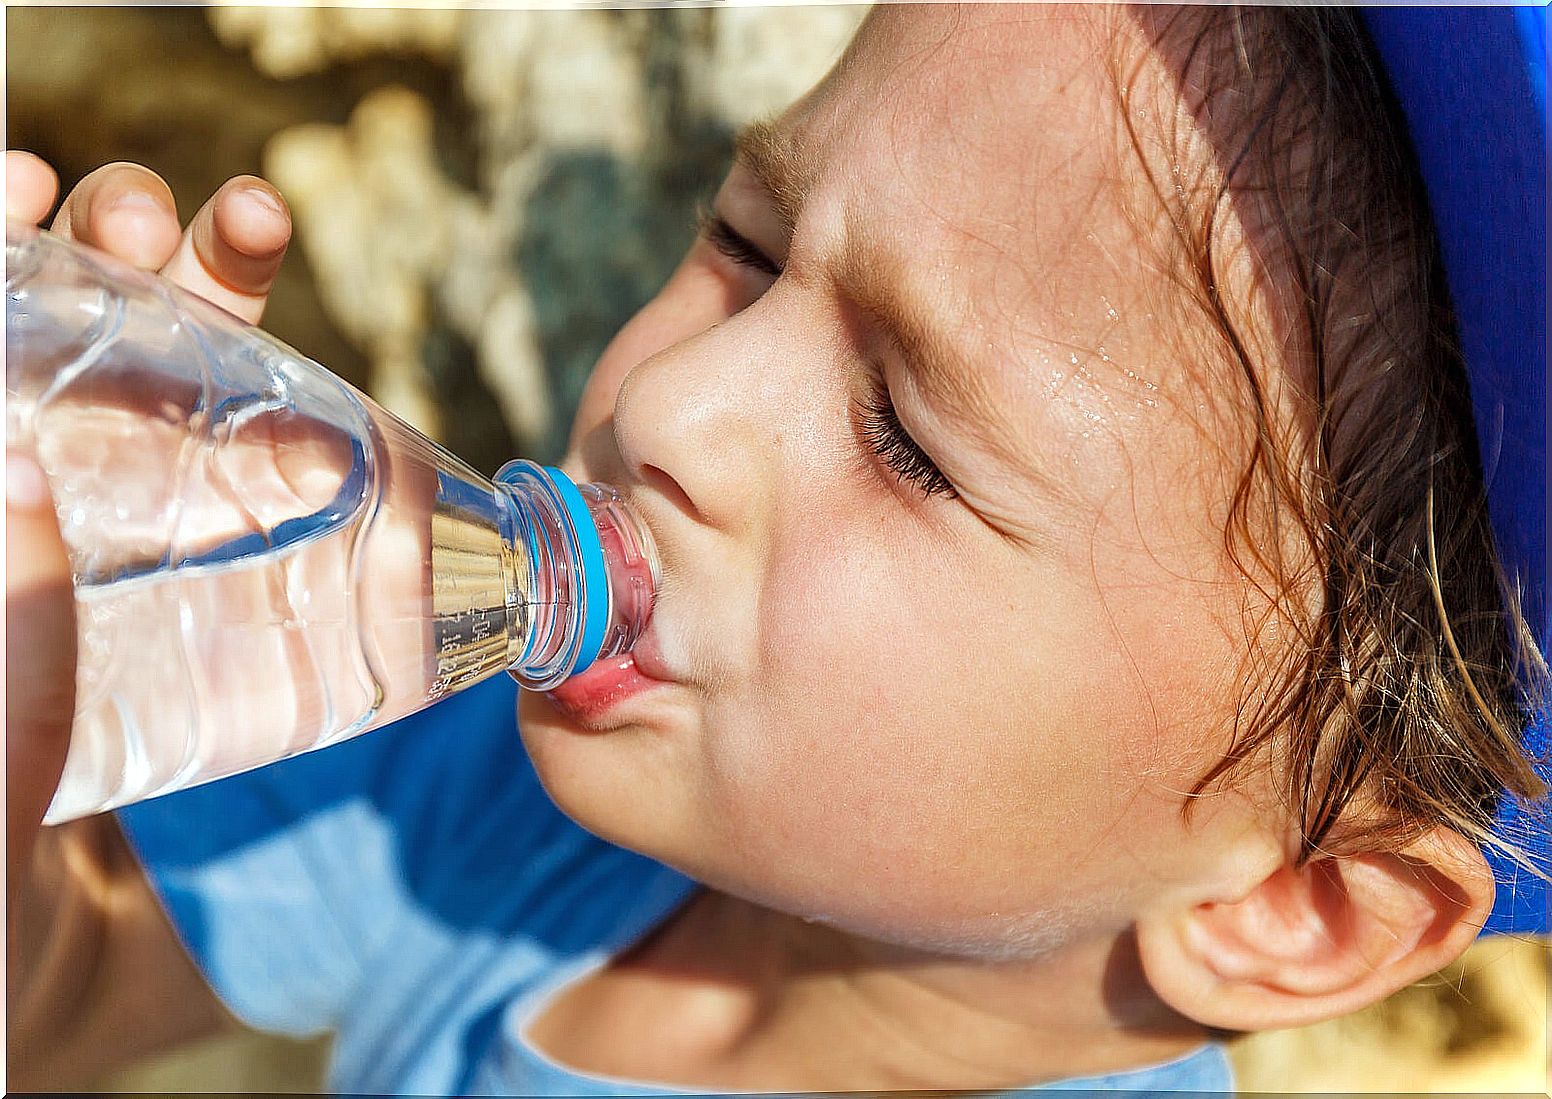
[624,890,1211,1090]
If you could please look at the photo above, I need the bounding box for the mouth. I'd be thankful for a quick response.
[541,623,675,728]
[540,455,682,727]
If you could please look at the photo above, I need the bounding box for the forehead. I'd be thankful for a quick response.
[816,6,1130,225]
[813,9,1129,218]
[776,6,1242,508]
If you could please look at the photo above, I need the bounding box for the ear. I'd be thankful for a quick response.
[1135,827,1495,1031]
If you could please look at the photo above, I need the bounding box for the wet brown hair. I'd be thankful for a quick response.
[1115,7,1547,872]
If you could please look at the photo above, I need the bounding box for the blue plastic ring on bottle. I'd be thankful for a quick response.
[544,466,611,677]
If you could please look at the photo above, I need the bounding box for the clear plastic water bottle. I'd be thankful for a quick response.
[6,220,658,823]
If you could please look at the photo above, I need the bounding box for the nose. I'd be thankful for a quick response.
[610,304,829,538]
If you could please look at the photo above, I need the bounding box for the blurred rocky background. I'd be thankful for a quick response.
[6,5,1548,1094]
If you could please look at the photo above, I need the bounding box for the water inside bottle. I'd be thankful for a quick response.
[7,223,568,821]
[35,360,533,822]
[49,409,538,820]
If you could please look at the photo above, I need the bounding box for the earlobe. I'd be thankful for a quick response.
[1135,827,1495,1031]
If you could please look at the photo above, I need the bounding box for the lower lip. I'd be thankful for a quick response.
[543,652,665,727]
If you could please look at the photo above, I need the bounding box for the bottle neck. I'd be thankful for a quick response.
[494,460,658,690]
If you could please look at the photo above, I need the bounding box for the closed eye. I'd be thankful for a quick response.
[698,205,782,278]
[856,372,957,499]
[697,203,953,502]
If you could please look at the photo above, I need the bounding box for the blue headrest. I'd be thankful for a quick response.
[1361,7,1547,935]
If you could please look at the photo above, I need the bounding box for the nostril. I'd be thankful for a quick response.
[639,462,704,524]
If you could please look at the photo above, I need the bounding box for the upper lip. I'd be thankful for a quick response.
[626,611,679,684]
[608,489,681,685]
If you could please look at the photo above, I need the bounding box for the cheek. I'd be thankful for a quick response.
[693,506,1196,937]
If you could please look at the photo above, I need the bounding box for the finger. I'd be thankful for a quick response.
[159,176,291,325]
[6,452,76,876]
[5,152,59,225]
[50,162,181,272]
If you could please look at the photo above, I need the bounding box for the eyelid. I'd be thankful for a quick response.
[697,204,782,278]
[856,367,957,500]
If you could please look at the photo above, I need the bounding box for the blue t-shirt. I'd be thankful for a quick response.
[118,676,1233,1096]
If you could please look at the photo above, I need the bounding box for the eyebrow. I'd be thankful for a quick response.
[733,118,814,240]
[734,118,985,411]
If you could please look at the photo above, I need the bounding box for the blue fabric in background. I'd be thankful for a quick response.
[1361,6,1549,935]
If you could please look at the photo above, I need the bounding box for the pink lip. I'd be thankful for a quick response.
[542,631,674,728]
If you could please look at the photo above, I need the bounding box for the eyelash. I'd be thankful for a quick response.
[698,205,781,277]
[698,205,955,501]
[856,378,957,499]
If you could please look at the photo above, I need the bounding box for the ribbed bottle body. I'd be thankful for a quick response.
[8,223,653,823]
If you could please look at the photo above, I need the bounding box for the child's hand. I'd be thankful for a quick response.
[6,449,74,909]
[4,150,294,884]
[6,150,291,325]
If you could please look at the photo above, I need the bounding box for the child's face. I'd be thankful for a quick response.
[520,4,1278,956]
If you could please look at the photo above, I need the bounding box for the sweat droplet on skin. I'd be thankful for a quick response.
[1121,367,1161,414]
[1040,351,1115,450]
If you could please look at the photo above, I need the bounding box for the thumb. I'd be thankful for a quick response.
[6,451,76,889]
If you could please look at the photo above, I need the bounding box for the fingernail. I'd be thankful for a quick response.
[241,187,285,221]
[6,452,51,511]
[108,189,164,213]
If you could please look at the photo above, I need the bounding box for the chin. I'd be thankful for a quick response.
[513,687,695,859]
